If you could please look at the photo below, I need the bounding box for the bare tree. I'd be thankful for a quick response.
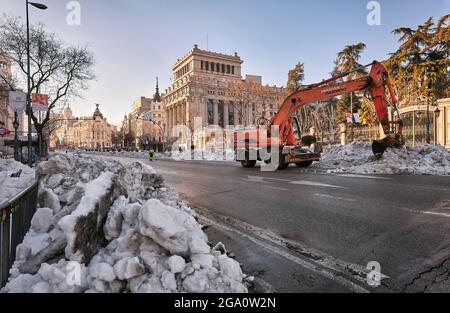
[0,16,95,157]
[227,80,281,127]
[227,80,253,127]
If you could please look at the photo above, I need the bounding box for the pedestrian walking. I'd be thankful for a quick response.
[149,148,155,162]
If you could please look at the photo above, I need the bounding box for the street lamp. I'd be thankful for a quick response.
[26,0,47,167]
[434,107,441,145]
[13,112,20,162]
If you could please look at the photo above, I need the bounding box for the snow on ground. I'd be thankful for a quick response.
[0,159,36,204]
[2,152,248,293]
[80,149,235,162]
[316,142,450,176]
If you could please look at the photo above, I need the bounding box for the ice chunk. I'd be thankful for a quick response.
[89,262,116,282]
[31,208,54,233]
[218,255,243,282]
[138,199,208,257]
[113,257,145,280]
[166,255,186,274]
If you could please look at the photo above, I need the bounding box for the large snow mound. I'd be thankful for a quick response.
[0,159,36,204]
[2,153,247,293]
[317,142,450,175]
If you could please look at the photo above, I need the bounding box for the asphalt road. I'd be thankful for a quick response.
[146,158,450,292]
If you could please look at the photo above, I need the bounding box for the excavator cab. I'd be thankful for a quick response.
[292,117,302,143]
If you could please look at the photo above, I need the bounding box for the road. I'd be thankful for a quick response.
[149,158,450,292]
[90,153,450,292]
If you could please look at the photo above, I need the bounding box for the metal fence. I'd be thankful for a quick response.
[347,125,381,143]
[0,181,38,288]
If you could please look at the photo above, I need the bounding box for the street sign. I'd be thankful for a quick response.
[346,113,353,123]
[32,93,49,111]
[346,113,361,123]
[9,91,27,112]
[0,127,12,137]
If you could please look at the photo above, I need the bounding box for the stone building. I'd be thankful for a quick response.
[50,104,114,150]
[162,45,286,150]
[0,54,14,156]
[436,97,450,150]
[50,106,77,149]
[72,104,113,149]
[121,81,165,151]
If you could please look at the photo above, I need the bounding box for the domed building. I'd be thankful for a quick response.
[51,104,114,150]
[71,104,113,149]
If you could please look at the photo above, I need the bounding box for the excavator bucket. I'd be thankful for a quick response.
[372,134,404,158]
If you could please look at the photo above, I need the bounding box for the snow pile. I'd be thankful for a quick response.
[318,142,450,175]
[81,149,235,162]
[2,152,247,293]
[169,149,235,162]
[81,150,149,159]
[0,158,36,204]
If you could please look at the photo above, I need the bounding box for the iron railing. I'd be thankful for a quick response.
[0,180,38,288]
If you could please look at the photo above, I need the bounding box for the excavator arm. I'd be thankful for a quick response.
[271,61,403,155]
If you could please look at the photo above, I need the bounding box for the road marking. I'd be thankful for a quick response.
[314,193,356,202]
[290,180,345,188]
[243,176,272,183]
[249,176,347,189]
[264,185,290,191]
[335,174,391,180]
[399,208,450,218]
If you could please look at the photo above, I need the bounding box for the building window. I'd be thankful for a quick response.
[221,64,225,73]
[218,100,224,127]
[216,63,220,72]
[232,66,235,75]
[207,99,214,125]
[205,61,209,71]
[210,62,214,72]
[228,102,235,126]
[227,65,231,74]
[201,60,204,70]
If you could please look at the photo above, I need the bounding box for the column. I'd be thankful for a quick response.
[166,109,170,138]
[168,109,172,138]
[173,104,178,127]
[224,102,229,127]
[185,102,190,125]
[183,102,187,125]
[213,100,219,126]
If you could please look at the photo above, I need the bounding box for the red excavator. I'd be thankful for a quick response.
[233,61,404,170]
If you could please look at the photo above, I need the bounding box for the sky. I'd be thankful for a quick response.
[0,0,448,126]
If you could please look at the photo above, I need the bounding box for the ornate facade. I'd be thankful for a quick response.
[50,104,114,149]
[121,81,165,150]
[163,45,286,150]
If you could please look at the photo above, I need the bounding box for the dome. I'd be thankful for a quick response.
[93,104,104,119]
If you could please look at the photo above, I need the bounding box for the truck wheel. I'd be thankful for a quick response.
[277,153,289,170]
[295,161,313,168]
[241,160,257,168]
